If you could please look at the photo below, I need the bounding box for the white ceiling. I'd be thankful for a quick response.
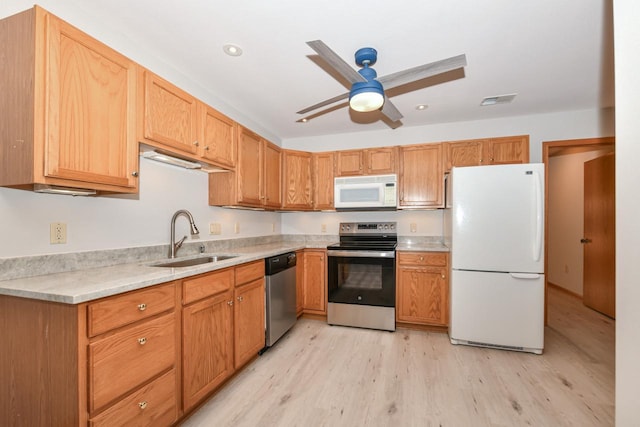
[8,0,615,140]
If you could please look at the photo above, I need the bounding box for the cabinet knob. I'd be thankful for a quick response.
[193,140,199,146]
[204,145,210,151]
[419,256,424,262]
[131,171,139,177]
[137,303,147,311]
[138,401,147,410]
[137,337,147,345]
[237,296,244,302]
[227,300,233,306]
[441,274,446,279]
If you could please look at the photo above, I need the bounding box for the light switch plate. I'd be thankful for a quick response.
[209,223,222,235]
[410,223,417,233]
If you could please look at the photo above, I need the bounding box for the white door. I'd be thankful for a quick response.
[451,164,544,273]
[449,270,545,353]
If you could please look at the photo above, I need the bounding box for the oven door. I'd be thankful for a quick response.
[327,250,396,308]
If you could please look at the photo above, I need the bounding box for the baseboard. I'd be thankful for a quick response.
[548,282,583,300]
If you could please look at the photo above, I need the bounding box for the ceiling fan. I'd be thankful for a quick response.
[298,40,467,126]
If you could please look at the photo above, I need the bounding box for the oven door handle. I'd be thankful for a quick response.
[327,250,396,258]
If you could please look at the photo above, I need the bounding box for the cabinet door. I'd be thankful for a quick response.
[237,127,263,206]
[234,278,265,369]
[335,150,364,176]
[295,250,305,316]
[199,104,237,169]
[142,71,198,155]
[366,147,396,175]
[182,291,233,411]
[263,141,282,208]
[313,152,335,210]
[303,250,326,314]
[45,13,138,190]
[282,149,313,210]
[399,143,444,208]
[397,266,448,326]
[443,140,486,172]
[486,136,529,165]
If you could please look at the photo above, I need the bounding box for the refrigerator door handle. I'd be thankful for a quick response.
[533,171,543,262]
[510,273,541,280]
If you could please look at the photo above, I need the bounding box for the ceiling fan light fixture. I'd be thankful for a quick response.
[349,80,385,112]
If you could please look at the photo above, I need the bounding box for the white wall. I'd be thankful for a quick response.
[0,158,280,258]
[547,149,613,295]
[614,0,640,424]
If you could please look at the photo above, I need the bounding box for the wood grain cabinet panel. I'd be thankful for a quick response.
[366,147,397,175]
[0,6,139,193]
[312,151,335,210]
[199,105,237,169]
[87,282,175,337]
[444,136,529,172]
[303,249,327,315]
[396,252,449,327]
[282,149,313,210]
[264,141,283,208]
[234,278,265,369]
[182,268,233,305]
[335,150,364,176]
[399,143,444,208]
[88,313,175,413]
[182,290,233,411]
[295,250,305,316]
[89,369,177,427]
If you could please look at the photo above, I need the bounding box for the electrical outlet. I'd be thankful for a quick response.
[321,224,327,233]
[234,223,240,234]
[410,223,417,233]
[50,222,67,244]
[209,223,222,235]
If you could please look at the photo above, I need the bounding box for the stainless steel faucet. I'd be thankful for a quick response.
[170,209,199,258]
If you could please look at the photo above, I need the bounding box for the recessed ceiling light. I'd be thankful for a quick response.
[299,118,309,123]
[223,44,243,57]
[480,93,517,106]
[415,104,428,110]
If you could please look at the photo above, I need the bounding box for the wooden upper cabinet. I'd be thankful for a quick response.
[399,143,444,208]
[443,139,486,171]
[366,147,397,175]
[312,152,335,210]
[282,149,313,210]
[139,70,199,155]
[0,6,139,193]
[198,105,237,169]
[263,141,282,208]
[444,136,529,172]
[486,135,529,165]
[236,127,264,206]
[335,147,397,176]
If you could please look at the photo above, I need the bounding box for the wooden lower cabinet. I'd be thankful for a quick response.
[303,249,327,315]
[234,278,265,369]
[396,252,449,327]
[295,250,305,316]
[182,289,233,411]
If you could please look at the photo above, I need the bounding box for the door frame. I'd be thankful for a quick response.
[542,136,615,323]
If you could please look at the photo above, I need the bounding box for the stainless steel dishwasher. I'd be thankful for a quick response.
[264,252,297,349]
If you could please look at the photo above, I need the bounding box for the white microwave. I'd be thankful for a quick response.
[334,174,397,210]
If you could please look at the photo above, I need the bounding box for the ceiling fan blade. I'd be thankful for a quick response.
[297,91,349,115]
[377,54,467,89]
[307,40,367,85]
[381,97,403,122]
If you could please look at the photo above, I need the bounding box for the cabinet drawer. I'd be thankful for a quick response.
[89,369,176,427]
[89,313,175,413]
[398,252,448,267]
[235,260,264,286]
[183,268,234,305]
[88,282,175,337]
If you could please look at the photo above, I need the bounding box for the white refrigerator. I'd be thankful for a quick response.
[445,163,545,354]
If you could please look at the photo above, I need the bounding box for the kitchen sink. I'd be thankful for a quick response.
[151,255,238,268]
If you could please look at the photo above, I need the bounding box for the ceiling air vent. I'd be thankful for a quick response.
[480,93,517,106]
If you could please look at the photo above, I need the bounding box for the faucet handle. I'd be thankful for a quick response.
[175,235,187,251]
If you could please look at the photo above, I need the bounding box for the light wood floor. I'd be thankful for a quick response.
[181,286,614,426]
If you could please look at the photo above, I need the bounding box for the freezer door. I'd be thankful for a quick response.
[451,164,544,273]
[449,270,544,353]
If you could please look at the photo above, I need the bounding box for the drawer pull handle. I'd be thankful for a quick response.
[138,337,147,345]
[139,401,147,410]
[137,303,147,311]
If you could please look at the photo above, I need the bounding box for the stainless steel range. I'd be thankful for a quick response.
[326,222,397,332]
